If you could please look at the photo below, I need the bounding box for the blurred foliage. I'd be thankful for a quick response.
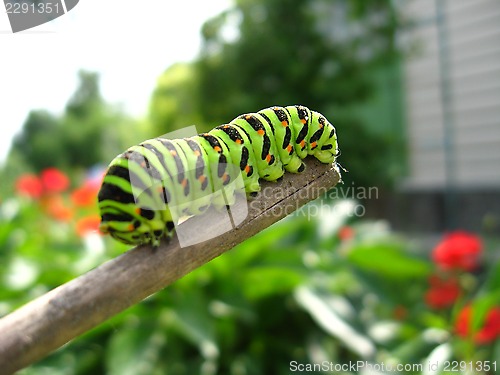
[196,0,398,119]
[9,110,65,171]
[149,63,204,134]
[150,0,405,187]
[1,190,499,374]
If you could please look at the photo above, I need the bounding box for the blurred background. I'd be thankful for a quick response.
[0,0,499,374]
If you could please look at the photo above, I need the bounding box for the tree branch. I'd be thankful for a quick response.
[0,158,341,374]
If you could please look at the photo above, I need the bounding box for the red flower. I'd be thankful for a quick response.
[15,174,43,199]
[455,305,500,344]
[40,168,69,193]
[432,231,482,271]
[76,215,101,237]
[338,226,354,241]
[425,275,461,309]
[71,182,99,207]
[40,196,73,222]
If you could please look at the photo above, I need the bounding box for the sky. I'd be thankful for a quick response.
[0,0,232,164]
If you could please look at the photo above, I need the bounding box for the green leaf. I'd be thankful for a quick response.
[480,261,500,294]
[243,266,305,299]
[106,321,167,375]
[390,331,444,364]
[163,291,219,360]
[347,241,431,279]
[470,295,500,332]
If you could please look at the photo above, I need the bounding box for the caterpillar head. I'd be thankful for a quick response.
[311,112,338,164]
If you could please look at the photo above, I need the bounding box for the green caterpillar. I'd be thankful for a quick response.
[98,105,339,246]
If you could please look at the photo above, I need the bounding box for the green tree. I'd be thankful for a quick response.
[10,110,64,171]
[6,70,146,176]
[199,0,401,187]
[65,71,104,119]
[150,0,402,187]
[149,63,204,134]
[9,71,106,172]
[60,70,108,168]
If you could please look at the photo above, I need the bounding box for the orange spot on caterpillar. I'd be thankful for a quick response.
[300,140,306,148]
[135,207,141,215]
[194,150,201,157]
[286,144,293,153]
[300,118,307,124]
[181,179,188,188]
[170,150,177,156]
[222,173,230,183]
[244,165,251,174]
[214,146,222,152]
[281,121,288,127]
[310,141,317,149]
[198,175,206,183]
[257,129,265,136]
[245,115,252,120]
[235,139,242,144]
[265,154,272,163]
[128,223,135,231]
[140,161,146,168]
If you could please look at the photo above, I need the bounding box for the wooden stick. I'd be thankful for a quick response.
[0,158,340,374]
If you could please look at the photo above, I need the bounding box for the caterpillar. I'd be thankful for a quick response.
[98,105,339,246]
